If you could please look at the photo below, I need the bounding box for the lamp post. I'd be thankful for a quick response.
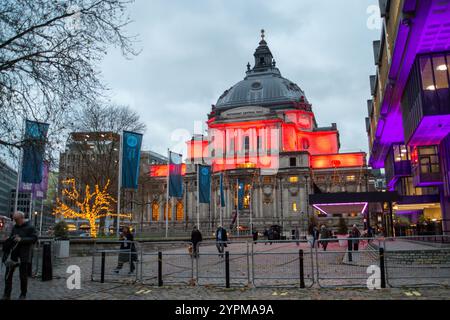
[34,211,38,228]
[304,174,310,237]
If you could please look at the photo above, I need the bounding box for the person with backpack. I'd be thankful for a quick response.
[114,226,138,274]
[190,226,203,258]
[215,225,228,258]
[2,211,37,300]
[319,225,330,251]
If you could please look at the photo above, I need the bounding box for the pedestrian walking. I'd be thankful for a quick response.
[319,225,330,251]
[252,228,258,244]
[311,225,319,248]
[294,228,300,246]
[351,224,361,251]
[190,226,203,258]
[215,225,228,258]
[2,211,37,300]
[263,228,269,245]
[114,226,137,275]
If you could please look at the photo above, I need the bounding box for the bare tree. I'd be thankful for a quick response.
[0,0,138,166]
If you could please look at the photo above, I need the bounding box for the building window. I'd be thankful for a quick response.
[346,175,356,182]
[292,202,298,212]
[393,144,410,162]
[417,146,440,174]
[176,201,183,221]
[289,176,299,183]
[289,157,297,167]
[151,201,159,221]
[263,176,272,184]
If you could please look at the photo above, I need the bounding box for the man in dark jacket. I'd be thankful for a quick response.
[190,226,202,258]
[2,211,37,300]
[215,225,228,258]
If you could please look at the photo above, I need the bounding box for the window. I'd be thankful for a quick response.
[417,146,440,174]
[289,157,297,167]
[292,202,298,212]
[346,175,356,182]
[393,144,410,162]
[289,176,299,183]
[420,56,435,91]
[433,56,449,90]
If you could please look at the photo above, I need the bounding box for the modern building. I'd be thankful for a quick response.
[366,0,450,236]
[0,161,17,216]
[140,32,373,236]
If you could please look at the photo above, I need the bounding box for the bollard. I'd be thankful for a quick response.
[379,247,386,288]
[41,242,53,281]
[225,251,230,288]
[100,252,106,283]
[299,249,305,289]
[158,251,163,287]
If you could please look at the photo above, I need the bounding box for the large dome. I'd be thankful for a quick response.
[215,71,307,109]
[215,31,308,110]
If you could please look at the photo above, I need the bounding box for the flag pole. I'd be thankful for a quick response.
[236,179,240,237]
[116,132,123,237]
[166,149,170,238]
[14,120,26,215]
[39,201,44,236]
[196,164,200,230]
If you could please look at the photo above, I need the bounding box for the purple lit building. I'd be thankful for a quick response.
[366,0,450,236]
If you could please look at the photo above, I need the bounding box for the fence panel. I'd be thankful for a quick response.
[196,241,250,287]
[91,241,139,284]
[315,237,380,288]
[139,241,194,286]
[385,247,450,287]
[252,240,314,288]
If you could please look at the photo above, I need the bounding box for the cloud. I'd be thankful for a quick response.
[100,0,380,157]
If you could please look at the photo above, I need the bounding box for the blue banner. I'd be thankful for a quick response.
[220,173,225,208]
[237,180,244,211]
[198,165,211,204]
[21,120,49,184]
[169,151,183,198]
[121,131,143,189]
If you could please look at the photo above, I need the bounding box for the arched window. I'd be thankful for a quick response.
[164,202,172,221]
[152,201,159,221]
[176,201,184,221]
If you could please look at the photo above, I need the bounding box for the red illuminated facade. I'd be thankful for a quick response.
[145,31,370,234]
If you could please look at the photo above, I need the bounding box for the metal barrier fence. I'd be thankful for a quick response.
[139,242,194,286]
[196,241,250,287]
[251,240,314,288]
[385,247,450,287]
[91,241,139,284]
[314,237,381,288]
[85,236,450,289]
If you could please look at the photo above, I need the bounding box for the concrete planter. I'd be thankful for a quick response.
[55,240,70,258]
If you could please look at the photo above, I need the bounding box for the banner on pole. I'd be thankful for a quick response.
[198,165,211,204]
[21,120,49,184]
[121,131,143,189]
[219,173,225,208]
[168,151,183,198]
[19,162,49,199]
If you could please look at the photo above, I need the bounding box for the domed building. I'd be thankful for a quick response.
[143,31,371,236]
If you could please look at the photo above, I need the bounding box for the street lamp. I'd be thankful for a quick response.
[34,211,38,227]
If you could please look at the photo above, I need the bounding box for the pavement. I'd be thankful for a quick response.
[0,240,449,300]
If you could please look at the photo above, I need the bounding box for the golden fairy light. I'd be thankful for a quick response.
[53,179,131,238]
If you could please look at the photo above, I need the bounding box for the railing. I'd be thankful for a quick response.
[38,236,449,289]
